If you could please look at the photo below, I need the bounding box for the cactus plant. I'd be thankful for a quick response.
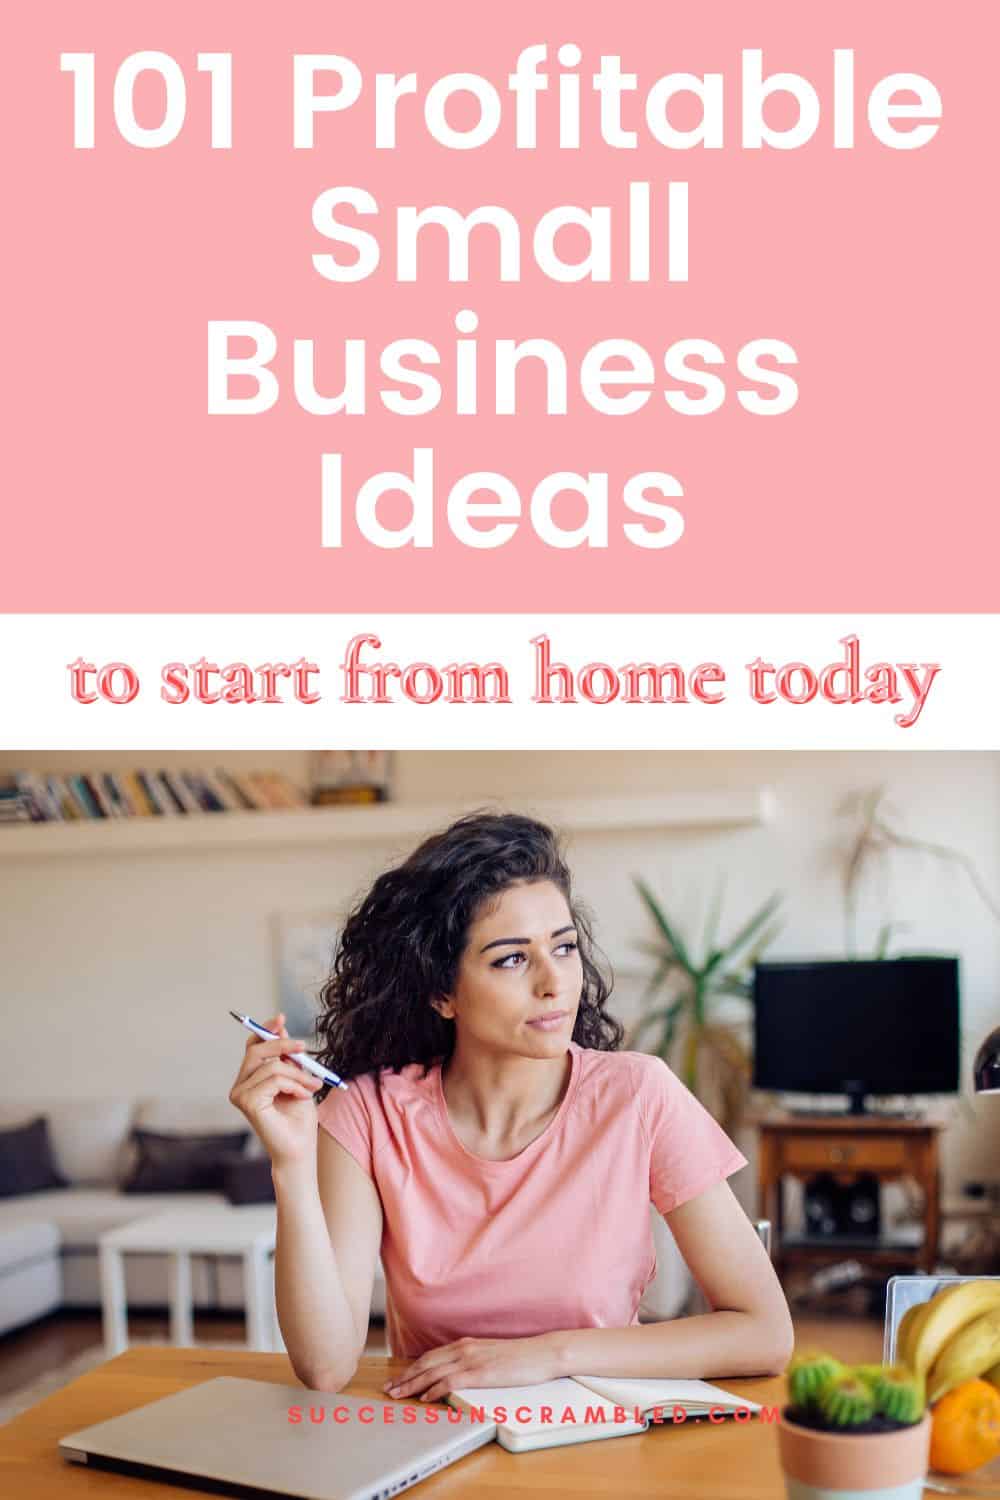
[785,1350,926,1435]
[788,1353,847,1410]
[819,1375,876,1429]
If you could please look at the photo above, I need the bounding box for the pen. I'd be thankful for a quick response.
[229,1011,349,1091]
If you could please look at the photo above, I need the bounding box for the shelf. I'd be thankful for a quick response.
[778,1246,927,1268]
[782,1227,925,1253]
[753,1111,949,1133]
[0,787,774,861]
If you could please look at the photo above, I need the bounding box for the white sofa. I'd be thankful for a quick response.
[0,1096,390,1341]
[0,1097,695,1342]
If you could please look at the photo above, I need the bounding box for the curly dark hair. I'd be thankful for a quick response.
[313,808,623,1084]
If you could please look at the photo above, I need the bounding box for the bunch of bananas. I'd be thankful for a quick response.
[897,1280,1000,1405]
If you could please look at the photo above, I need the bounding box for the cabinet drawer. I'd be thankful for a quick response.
[781,1138,908,1172]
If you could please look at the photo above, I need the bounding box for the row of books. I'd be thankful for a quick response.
[0,768,308,825]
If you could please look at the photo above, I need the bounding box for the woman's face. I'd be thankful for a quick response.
[437,879,584,1058]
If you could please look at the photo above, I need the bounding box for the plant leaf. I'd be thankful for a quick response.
[701,946,727,978]
[637,953,675,1007]
[701,875,727,966]
[680,1023,699,1090]
[631,997,686,1047]
[633,876,692,971]
[714,973,753,999]
[629,1000,675,1046]
[739,920,784,974]
[874,826,1000,925]
[704,984,752,1013]
[631,941,689,986]
[716,892,784,967]
[873,920,909,959]
[654,1000,685,1064]
[632,938,675,961]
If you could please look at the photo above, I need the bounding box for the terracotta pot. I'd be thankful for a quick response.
[777,1411,931,1500]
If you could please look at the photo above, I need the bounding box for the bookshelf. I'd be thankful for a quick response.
[0,787,774,860]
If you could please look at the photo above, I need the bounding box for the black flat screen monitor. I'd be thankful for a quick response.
[752,957,960,1110]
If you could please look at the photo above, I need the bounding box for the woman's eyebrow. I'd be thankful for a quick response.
[479,924,577,953]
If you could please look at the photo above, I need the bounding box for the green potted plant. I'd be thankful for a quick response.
[629,876,783,1136]
[778,1352,930,1499]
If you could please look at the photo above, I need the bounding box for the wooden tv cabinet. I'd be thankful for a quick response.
[753,1110,947,1281]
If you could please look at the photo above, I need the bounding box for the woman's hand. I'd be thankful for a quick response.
[383,1335,561,1404]
[228,1012,322,1171]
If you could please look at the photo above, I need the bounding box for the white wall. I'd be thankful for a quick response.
[2,751,998,1216]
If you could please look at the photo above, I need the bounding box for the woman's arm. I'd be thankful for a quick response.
[273,1129,383,1392]
[547,1181,794,1379]
[386,1182,794,1402]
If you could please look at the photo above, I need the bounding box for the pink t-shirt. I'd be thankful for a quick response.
[316,1041,748,1358]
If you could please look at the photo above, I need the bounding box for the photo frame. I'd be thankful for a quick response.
[271,909,339,1042]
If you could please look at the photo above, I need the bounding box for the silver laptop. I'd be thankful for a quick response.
[59,1377,497,1500]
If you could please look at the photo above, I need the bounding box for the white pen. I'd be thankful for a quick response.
[229,1011,349,1091]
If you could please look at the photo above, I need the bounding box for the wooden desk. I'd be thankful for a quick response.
[0,1346,952,1498]
[754,1112,946,1282]
[0,1346,792,1499]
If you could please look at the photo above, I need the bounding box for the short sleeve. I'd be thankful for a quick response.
[632,1053,749,1216]
[315,1072,377,1179]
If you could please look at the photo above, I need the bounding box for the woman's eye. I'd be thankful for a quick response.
[493,941,578,969]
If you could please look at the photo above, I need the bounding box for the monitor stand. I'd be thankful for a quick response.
[845,1083,868,1116]
[787,1105,921,1120]
[787,1086,923,1121]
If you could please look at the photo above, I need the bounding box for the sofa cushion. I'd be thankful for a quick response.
[0,1117,68,1197]
[134,1098,266,1159]
[0,1099,266,1188]
[222,1156,275,1205]
[0,1100,133,1186]
[120,1129,252,1194]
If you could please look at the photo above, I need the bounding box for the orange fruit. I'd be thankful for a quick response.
[929,1379,1000,1476]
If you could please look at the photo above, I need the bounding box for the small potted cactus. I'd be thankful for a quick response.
[777,1352,931,1499]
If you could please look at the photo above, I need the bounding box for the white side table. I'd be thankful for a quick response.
[98,1205,282,1359]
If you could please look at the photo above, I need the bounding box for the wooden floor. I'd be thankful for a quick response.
[0,1308,884,1400]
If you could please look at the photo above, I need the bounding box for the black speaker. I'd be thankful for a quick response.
[803,1172,881,1238]
[841,1173,881,1238]
[803,1173,841,1237]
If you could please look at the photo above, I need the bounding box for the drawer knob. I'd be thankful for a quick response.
[830,1146,853,1163]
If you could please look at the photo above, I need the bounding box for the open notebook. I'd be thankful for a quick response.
[447,1374,762,1453]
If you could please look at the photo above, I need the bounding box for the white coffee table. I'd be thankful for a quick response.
[98,1205,283,1358]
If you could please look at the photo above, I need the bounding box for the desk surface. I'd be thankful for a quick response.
[0,1346,937,1500]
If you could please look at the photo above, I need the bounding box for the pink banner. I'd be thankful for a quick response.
[4,3,992,612]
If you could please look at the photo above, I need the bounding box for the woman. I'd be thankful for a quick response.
[229,810,793,1398]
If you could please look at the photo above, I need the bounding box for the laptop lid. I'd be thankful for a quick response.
[58,1377,497,1500]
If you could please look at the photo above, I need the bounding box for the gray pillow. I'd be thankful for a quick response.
[120,1128,251,1194]
[0,1115,69,1197]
